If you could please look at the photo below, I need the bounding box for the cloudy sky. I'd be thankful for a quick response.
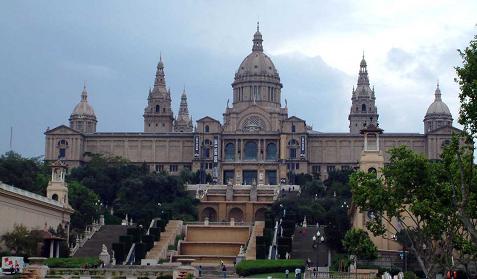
[1,0,476,157]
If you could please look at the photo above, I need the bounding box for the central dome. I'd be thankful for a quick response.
[233,25,281,83]
[237,51,279,78]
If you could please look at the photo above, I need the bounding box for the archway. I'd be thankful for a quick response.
[254,208,268,221]
[200,207,217,222]
[229,207,244,222]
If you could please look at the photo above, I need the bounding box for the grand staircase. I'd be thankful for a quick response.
[291,225,329,267]
[74,225,130,258]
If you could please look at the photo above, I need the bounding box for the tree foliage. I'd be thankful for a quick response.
[68,154,147,206]
[342,228,377,260]
[271,170,352,252]
[0,151,49,195]
[114,173,198,225]
[456,33,477,139]
[68,181,101,230]
[1,224,42,256]
[350,146,463,278]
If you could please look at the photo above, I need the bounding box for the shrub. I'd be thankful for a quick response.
[45,257,101,268]
[404,271,418,279]
[235,259,305,276]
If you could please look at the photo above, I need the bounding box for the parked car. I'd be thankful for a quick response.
[2,257,25,275]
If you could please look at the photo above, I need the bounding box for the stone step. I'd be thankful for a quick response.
[74,225,131,258]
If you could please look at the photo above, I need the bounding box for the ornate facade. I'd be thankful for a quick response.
[45,26,459,183]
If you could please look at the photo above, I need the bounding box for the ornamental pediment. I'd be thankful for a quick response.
[44,125,82,135]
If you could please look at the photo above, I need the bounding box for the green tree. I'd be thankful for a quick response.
[456,33,477,139]
[453,32,477,249]
[1,224,42,256]
[342,228,377,260]
[68,181,101,231]
[350,146,461,278]
[68,154,147,205]
[0,151,49,195]
[114,173,198,225]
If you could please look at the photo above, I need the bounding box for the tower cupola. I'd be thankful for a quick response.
[69,84,97,133]
[423,82,453,133]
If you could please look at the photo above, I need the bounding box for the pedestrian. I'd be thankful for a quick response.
[313,267,317,278]
[285,269,289,278]
[199,265,202,278]
[222,264,227,278]
[295,267,301,279]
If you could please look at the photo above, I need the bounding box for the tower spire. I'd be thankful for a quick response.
[434,81,442,101]
[174,87,193,132]
[81,82,88,101]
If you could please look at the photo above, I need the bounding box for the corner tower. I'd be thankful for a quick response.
[69,85,97,133]
[348,55,379,134]
[144,56,174,133]
[423,82,453,134]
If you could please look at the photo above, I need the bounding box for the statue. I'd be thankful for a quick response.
[99,243,111,266]
[239,245,245,255]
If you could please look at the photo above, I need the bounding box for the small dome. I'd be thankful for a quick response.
[425,84,451,116]
[71,86,96,117]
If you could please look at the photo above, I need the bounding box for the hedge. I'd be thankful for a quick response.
[45,257,102,268]
[235,259,305,276]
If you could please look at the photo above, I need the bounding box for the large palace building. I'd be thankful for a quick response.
[44,26,458,184]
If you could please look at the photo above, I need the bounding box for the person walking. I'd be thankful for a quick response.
[222,264,227,278]
[198,265,202,278]
[285,269,289,278]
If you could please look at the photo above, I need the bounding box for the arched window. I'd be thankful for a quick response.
[244,141,258,160]
[205,125,210,133]
[368,167,377,174]
[52,194,58,201]
[361,104,366,112]
[225,143,235,161]
[155,105,160,113]
[266,143,277,160]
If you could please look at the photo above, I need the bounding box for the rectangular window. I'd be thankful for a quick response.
[290,148,296,159]
[169,164,178,172]
[58,148,66,158]
[327,165,335,173]
[295,163,300,170]
[312,165,321,174]
[341,165,351,171]
[155,164,164,172]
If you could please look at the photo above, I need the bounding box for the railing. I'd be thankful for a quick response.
[268,220,279,259]
[124,243,136,265]
[69,219,103,256]
[184,221,250,226]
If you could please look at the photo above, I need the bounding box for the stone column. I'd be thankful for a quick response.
[49,241,54,258]
[55,241,60,258]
